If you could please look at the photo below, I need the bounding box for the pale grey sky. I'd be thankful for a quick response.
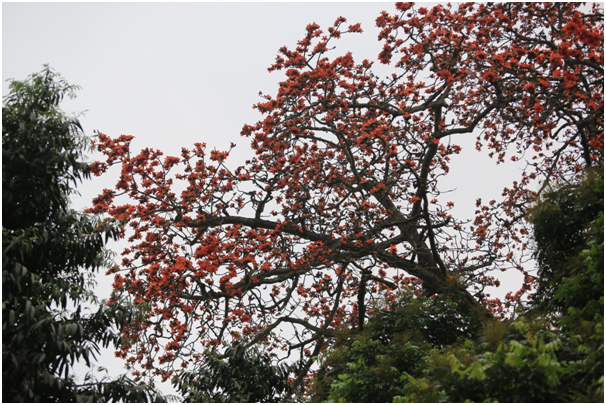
[3,1,524,398]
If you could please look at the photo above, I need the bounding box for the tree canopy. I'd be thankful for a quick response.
[88,2,603,396]
[2,66,165,402]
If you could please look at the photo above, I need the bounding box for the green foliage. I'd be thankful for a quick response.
[310,290,480,402]
[174,344,294,402]
[2,66,165,402]
[313,316,603,402]
[311,171,604,402]
[428,319,577,402]
[528,171,604,400]
[528,170,604,321]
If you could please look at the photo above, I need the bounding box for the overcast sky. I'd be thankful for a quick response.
[3,1,524,397]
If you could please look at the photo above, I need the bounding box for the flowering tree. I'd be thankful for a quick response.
[88,2,603,392]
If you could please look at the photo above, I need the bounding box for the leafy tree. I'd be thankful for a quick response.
[88,2,603,395]
[528,170,604,400]
[312,299,603,402]
[528,170,604,327]
[2,66,165,402]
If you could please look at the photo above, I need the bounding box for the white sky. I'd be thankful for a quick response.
[3,1,525,398]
